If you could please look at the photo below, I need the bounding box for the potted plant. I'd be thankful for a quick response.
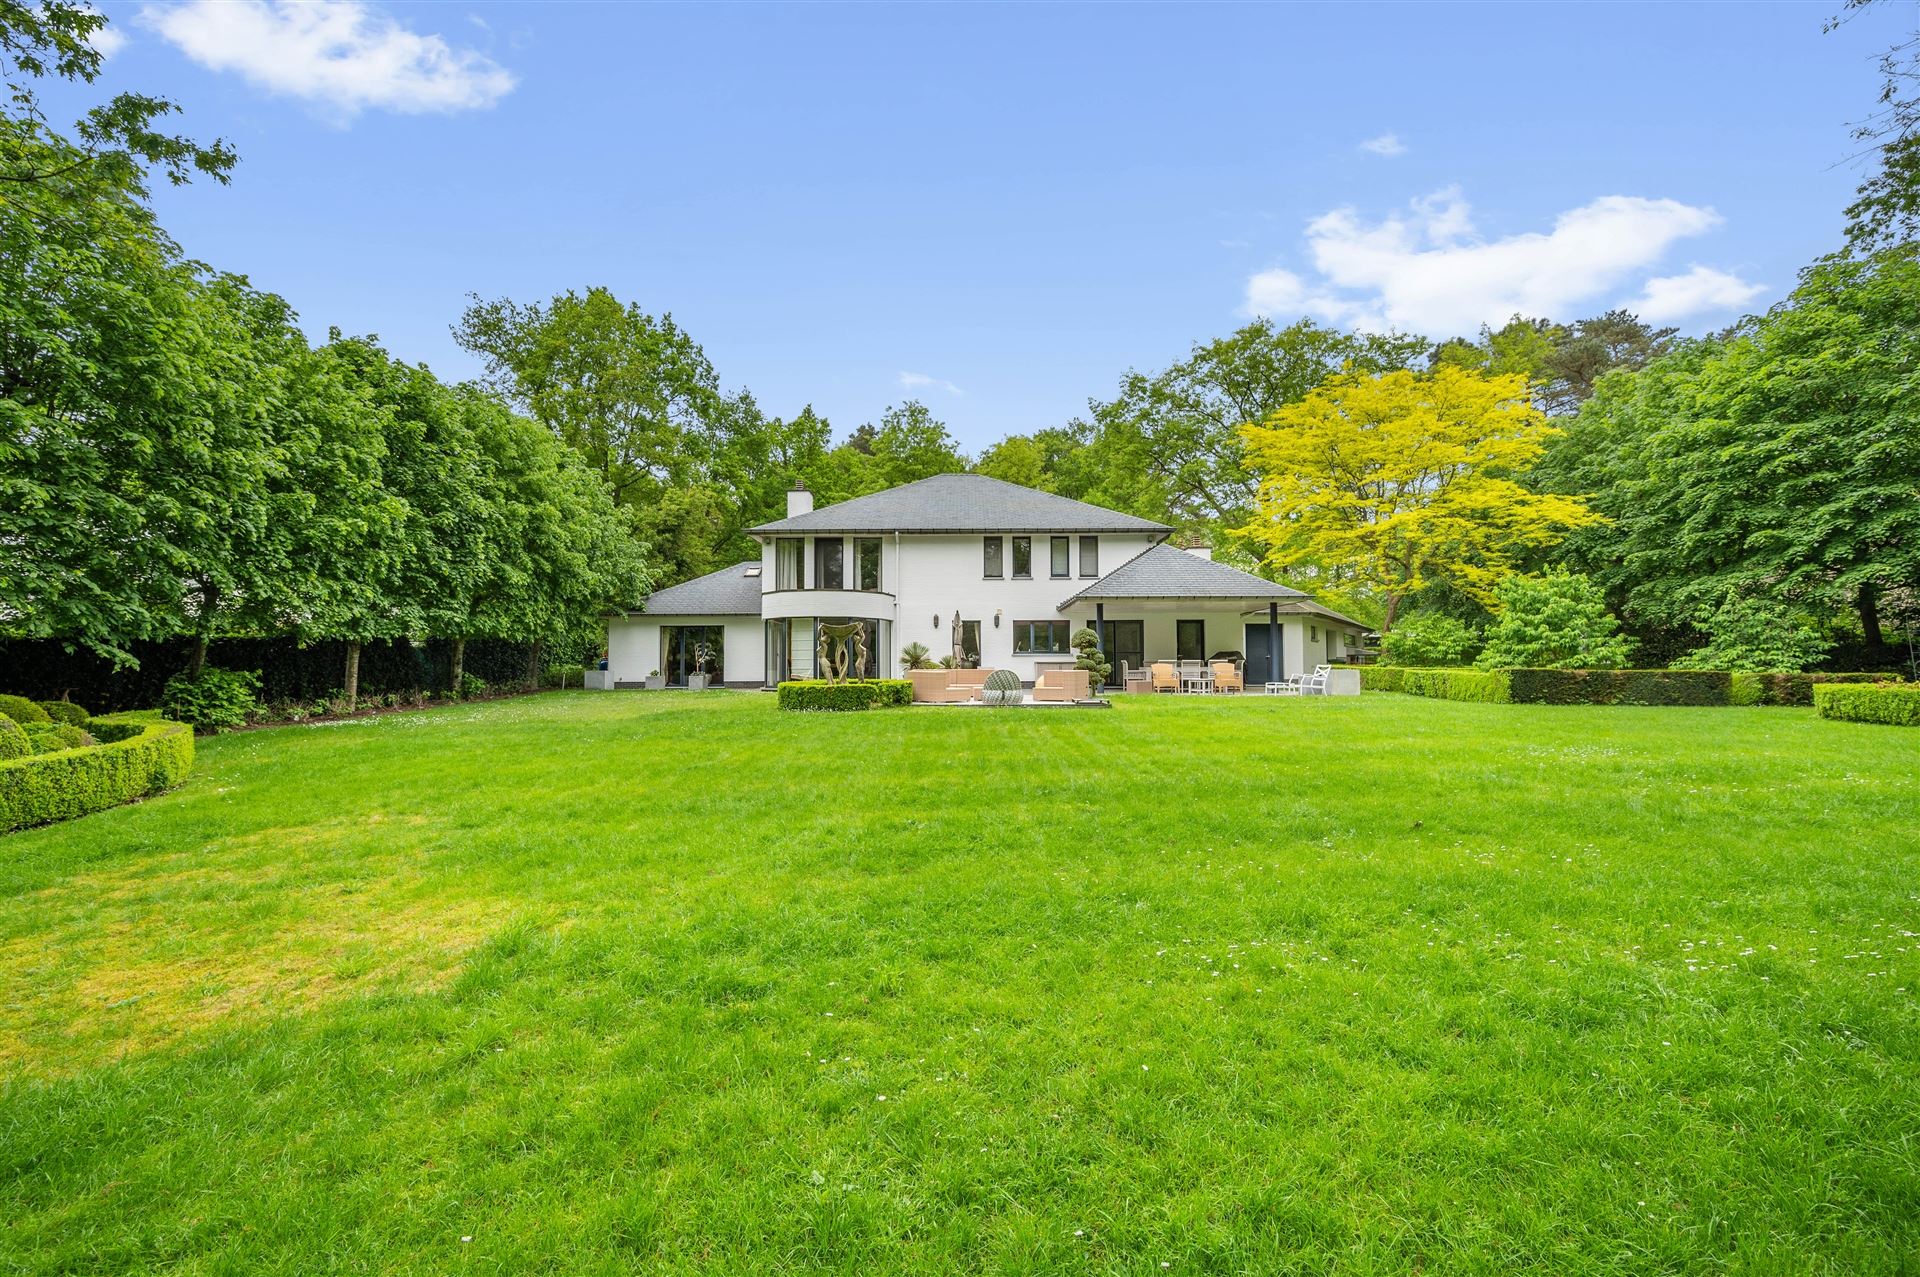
[900,641,933,672]
[687,641,716,691]
[645,668,665,691]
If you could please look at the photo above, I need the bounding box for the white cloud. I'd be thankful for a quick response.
[1629,265,1766,323]
[140,0,515,117]
[1358,132,1406,158]
[897,371,963,396]
[1245,186,1757,335]
[85,6,129,58]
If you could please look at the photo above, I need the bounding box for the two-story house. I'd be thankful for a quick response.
[603,473,1366,689]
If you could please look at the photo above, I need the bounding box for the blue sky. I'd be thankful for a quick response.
[82,1,1900,450]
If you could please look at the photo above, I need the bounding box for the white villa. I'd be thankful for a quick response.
[604,473,1367,689]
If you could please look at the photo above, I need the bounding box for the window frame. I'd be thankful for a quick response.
[1049,536,1070,579]
[1012,619,1071,655]
[775,538,804,591]
[1011,536,1032,580]
[983,536,1004,579]
[854,537,882,591]
[1078,536,1099,578]
[814,537,844,590]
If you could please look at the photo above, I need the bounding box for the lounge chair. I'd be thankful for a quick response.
[908,667,996,703]
[1033,669,1090,702]
[1149,661,1178,693]
[1210,660,1243,693]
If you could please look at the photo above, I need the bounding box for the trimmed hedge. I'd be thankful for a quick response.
[0,718,28,761]
[1361,667,1510,703]
[1815,683,1920,726]
[1729,671,1898,707]
[0,714,194,833]
[1506,668,1730,706]
[38,700,90,726]
[0,694,51,726]
[776,679,914,712]
[26,724,90,753]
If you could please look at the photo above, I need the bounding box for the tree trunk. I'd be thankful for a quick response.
[1381,593,1403,632]
[344,641,361,712]
[1859,582,1884,649]
[188,634,209,679]
[525,639,544,689]
[450,636,466,693]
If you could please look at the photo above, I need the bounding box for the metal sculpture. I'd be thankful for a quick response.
[816,621,868,685]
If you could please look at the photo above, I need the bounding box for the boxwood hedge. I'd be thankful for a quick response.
[37,700,90,726]
[1365,666,1904,709]
[0,694,51,726]
[1729,671,1897,707]
[1814,683,1920,726]
[0,714,195,833]
[1360,667,1510,702]
[1506,668,1731,706]
[776,679,914,712]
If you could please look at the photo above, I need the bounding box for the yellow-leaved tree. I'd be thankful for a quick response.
[1237,365,1601,630]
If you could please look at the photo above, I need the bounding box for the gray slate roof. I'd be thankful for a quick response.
[635,561,763,616]
[748,473,1172,536]
[1059,544,1308,606]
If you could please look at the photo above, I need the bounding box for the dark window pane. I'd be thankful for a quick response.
[855,539,881,591]
[1013,620,1069,654]
[815,538,844,590]
[1079,536,1099,577]
[1177,619,1205,661]
[1012,536,1031,578]
[983,537,1003,578]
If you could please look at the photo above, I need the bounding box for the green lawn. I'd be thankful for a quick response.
[2,692,1916,1274]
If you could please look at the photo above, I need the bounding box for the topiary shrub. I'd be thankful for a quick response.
[38,700,90,726]
[1815,683,1920,726]
[0,717,29,761]
[1070,628,1111,688]
[161,667,263,733]
[982,668,1023,706]
[0,715,194,832]
[0,694,52,726]
[26,724,92,754]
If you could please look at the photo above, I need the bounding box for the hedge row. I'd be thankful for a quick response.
[1366,665,1908,709]
[0,714,195,833]
[776,679,914,712]
[1814,684,1920,726]
[0,637,545,714]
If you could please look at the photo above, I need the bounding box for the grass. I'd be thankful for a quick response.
[1,691,1916,1275]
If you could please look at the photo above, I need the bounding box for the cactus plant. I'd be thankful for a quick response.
[983,668,1023,706]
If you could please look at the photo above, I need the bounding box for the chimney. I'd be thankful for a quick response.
[787,484,813,517]
[1181,544,1213,561]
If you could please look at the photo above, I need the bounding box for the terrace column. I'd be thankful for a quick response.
[1269,602,1280,685]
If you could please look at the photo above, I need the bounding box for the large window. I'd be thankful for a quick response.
[1176,619,1205,661]
[775,538,804,590]
[959,620,981,667]
[662,625,725,686]
[855,538,882,591]
[814,537,844,590]
[1012,620,1070,654]
[1050,536,1070,578]
[983,537,1003,578]
[1012,536,1032,579]
[1079,536,1099,577]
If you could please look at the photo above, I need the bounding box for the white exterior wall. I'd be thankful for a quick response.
[606,614,765,687]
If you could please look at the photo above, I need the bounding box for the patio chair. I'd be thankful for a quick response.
[1301,665,1332,696]
[1210,660,1243,693]
[1149,661,1178,693]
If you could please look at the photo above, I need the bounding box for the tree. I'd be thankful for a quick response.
[1475,573,1631,670]
[1378,615,1481,667]
[1829,0,1920,249]
[1437,311,1678,416]
[1239,365,1603,630]
[816,401,968,500]
[453,288,721,507]
[1539,247,1920,648]
[1670,595,1834,673]
[1,1,234,189]
[1088,318,1428,540]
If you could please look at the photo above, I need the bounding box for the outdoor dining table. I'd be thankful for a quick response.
[1180,672,1215,694]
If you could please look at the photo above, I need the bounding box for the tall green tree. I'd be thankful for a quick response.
[817,401,968,500]
[1540,246,1920,647]
[1829,0,1920,249]
[1437,311,1678,416]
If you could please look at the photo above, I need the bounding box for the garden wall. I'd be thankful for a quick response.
[0,714,195,833]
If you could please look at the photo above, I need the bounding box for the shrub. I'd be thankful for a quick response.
[0,717,28,761]
[1815,683,1920,726]
[162,667,263,733]
[0,715,194,832]
[458,672,489,699]
[899,642,934,672]
[26,724,91,753]
[0,694,52,726]
[1360,667,1404,692]
[776,679,912,712]
[1370,667,1510,703]
[1071,628,1110,687]
[1729,673,1763,706]
[37,700,90,726]
[541,665,587,689]
[1380,615,1480,667]
[1476,573,1631,670]
[1506,669,1731,706]
[1671,595,1833,673]
[983,668,1023,706]
[1743,672,1896,707]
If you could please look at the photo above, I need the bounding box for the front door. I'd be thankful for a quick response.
[1244,622,1283,684]
[1085,619,1144,686]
